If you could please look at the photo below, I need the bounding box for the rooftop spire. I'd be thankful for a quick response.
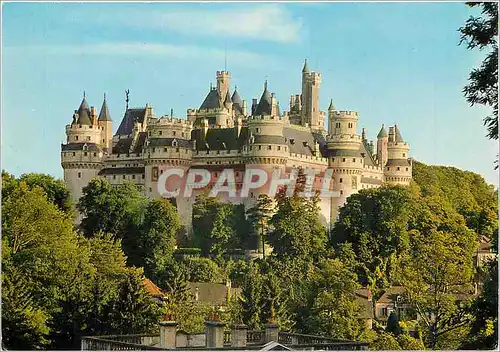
[302,59,310,73]
[328,99,334,111]
[98,92,112,122]
[377,124,388,138]
[76,93,91,125]
[394,124,404,142]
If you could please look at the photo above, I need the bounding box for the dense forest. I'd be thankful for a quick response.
[2,159,498,350]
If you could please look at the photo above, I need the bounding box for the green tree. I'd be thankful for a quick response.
[246,194,276,254]
[461,258,498,349]
[394,216,477,349]
[370,332,402,350]
[239,261,264,329]
[386,312,401,336]
[138,198,180,278]
[305,259,365,340]
[331,186,416,288]
[107,268,164,335]
[396,334,426,350]
[19,173,74,214]
[78,179,146,238]
[268,188,326,260]
[178,257,223,283]
[459,2,498,141]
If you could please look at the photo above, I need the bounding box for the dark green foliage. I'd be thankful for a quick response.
[462,258,498,349]
[78,179,146,238]
[268,189,327,261]
[459,2,498,141]
[107,268,164,335]
[330,186,415,288]
[246,194,276,253]
[370,332,402,350]
[192,193,251,257]
[386,312,401,336]
[178,257,224,283]
[2,174,164,349]
[396,334,425,350]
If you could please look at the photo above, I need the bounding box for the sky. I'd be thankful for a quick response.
[2,2,498,186]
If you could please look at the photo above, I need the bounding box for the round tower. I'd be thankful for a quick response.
[243,81,288,208]
[384,125,412,185]
[61,93,105,206]
[376,124,388,167]
[326,109,364,223]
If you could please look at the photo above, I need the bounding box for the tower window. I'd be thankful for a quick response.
[102,139,105,143]
[87,136,91,141]
[406,167,409,171]
[93,152,97,157]
[339,178,343,183]
[173,131,176,136]
[387,167,390,171]
[277,146,281,151]
[122,175,126,179]
[159,131,162,135]
[77,172,81,178]
[72,152,76,156]
[342,158,346,162]
[84,152,88,156]
[164,148,167,152]
[132,175,136,179]
[397,167,400,171]
[75,136,79,141]
[259,146,262,150]
[268,145,272,150]
[340,190,343,195]
[403,153,406,157]
[348,123,353,128]
[353,158,356,162]
[176,148,180,152]
[152,148,156,152]
[142,174,145,179]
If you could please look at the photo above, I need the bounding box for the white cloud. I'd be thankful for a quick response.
[72,4,303,43]
[4,42,277,68]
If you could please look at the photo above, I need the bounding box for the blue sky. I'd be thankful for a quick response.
[2,2,498,186]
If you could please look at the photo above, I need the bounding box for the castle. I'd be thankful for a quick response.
[61,60,412,232]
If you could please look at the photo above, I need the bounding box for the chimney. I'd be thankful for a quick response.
[242,100,247,116]
[91,106,98,125]
[251,99,258,115]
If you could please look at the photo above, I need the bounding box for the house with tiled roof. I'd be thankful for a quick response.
[61,60,413,242]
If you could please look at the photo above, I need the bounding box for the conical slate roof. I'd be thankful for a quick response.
[224,89,232,106]
[98,94,112,121]
[200,88,222,110]
[231,87,243,106]
[377,124,388,138]
[302,59,310,73]
[328,99,334,111]
[254,81,272,116]
[77,95,91,125]
[394,125,404,142]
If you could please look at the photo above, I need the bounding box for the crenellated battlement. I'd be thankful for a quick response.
[248,114,288,122]
[333,110,359,119]
[153,116,193,126]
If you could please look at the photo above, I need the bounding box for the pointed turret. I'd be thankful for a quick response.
[231,86,243,106]
[76,93,91,125]
[328,99,335,111]
[254,81,272,116]
[377,124,388,138]
[224,89,232,108]
[98,93,112,121]
[394,124,404,142]
[302,59,310,73]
